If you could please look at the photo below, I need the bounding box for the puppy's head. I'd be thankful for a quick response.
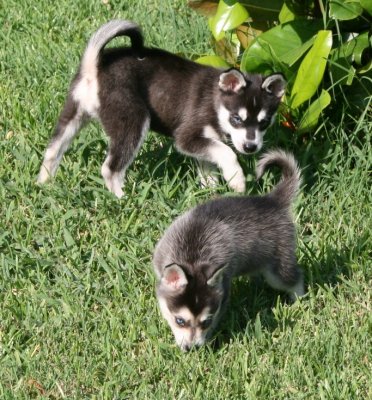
[217,69,286,154]
[156,263,226,351]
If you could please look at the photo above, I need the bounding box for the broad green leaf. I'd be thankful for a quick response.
[196,55,231,68]
[346,66,357,84]
[361,0,372,15]
[298,90,331,132]
[291,30,332,109]
[358,59,372,74]
[353,32,370,65]
[241,39,277,75]
[282,36,317,66]
[241,20,322,74]
[279,2,295,23]
[239,0,282,20]
[329,0,363,20]
[330,32,370,85]
[209,1,249,41]
[284,0,316,16]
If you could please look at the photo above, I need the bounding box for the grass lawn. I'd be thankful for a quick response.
[1,0,371,398]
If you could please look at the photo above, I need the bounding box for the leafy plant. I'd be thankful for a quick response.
[189,0,372,132]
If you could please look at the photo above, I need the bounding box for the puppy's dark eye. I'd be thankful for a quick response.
[200,318,213,330]
[259,118,271,130]
[175,317,186,327]
[230,114,243,125]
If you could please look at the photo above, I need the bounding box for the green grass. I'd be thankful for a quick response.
[1,0,371,398]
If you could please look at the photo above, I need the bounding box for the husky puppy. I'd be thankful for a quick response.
[37,20,286,197]
[153,150,304,351]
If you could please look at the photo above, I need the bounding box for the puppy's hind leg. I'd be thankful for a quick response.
[37,96,86,184]
[100,106,150,198]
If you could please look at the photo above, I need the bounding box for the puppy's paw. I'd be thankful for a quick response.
[112,187,124,199]
[229,173,246,193]
[37,166,51,184]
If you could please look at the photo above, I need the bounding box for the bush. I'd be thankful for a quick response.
[189,0,372,132]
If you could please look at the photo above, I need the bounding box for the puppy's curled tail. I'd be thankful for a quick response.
[256,150,301,207]
[80,20,143,77]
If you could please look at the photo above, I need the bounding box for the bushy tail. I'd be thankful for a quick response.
[256,150,301,207]
[80,20,143,77]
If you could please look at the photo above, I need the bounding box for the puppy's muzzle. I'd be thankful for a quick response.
[243,142,257,153]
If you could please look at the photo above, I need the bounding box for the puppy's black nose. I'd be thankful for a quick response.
[243,143,257,153]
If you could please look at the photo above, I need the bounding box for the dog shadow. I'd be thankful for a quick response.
[210,240,362,350]
[133,124,337,200]
[138,137,194,181]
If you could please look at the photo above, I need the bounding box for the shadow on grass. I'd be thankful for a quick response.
[125,122,343,199]
[70,118,346,204]
[210,277,293,350]
[209,236,368,350]
[137,137,193,180]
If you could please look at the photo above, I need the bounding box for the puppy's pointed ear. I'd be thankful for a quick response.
[161,264,188,292]
[207,266,227,289]
[262,74,286,98]
[219,70,246,93]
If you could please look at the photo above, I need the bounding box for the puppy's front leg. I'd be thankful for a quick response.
[207,141,246,192]
[176,132,246,193]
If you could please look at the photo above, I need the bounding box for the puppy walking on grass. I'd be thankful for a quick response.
[37,20,286,197]
[153,150,304,351]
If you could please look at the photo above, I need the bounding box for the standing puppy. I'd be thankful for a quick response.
[37,20,286,197]
[153,150,304,351]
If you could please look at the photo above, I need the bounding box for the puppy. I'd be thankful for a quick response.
[153,150,304,351]
[37,20,286,197]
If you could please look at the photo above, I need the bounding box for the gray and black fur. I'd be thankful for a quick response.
[37,20,286,197]
[153,150,304,351]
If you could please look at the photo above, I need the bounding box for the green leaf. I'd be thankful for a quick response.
[330,32,370,85]
[329,0,363,20]
[298,90,331,132]
[353,32,370,65]
[284,0,316,16]
[239,0,282,20]
[361,0,372,15]
[209,1,249,41]
[279,2,295,23]
[241,20,322,74]
[291,30,333,109]
[358,59,372,74]
[196,55,231,68]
